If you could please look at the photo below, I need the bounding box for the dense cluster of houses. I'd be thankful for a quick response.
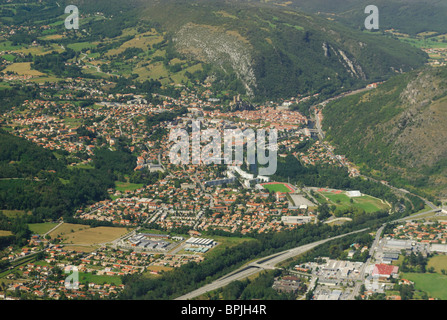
[390,221,447,244]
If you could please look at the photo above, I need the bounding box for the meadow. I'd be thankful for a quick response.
[427,255,447,274]
[28,222,59,235]
[1,209,31,218]
[402,272,447,300]
[3,62,45,76]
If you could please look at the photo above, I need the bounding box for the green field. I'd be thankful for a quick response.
[28,222,59,235]
[1,209,31,218]
[205,235,255,259]
[262,183,293,193]
[319,191,390,213]
[67,42,98,52]
[115,181,144,192]
[397,36,447,49]
[427,255,447,274]
[402,272,447,300]
[2,54,15,61]
[68,163,94,170]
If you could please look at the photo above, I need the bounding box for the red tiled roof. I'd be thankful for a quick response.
[373,264,398,276]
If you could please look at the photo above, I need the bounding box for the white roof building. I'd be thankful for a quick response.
[346,190,362,197]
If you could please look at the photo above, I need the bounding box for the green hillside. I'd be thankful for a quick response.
[132,0,428,99]
[6,0,428,101]
[323,66,447,198]
[270,0,447,35]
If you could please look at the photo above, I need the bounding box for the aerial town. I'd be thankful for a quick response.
[1,0,447,305]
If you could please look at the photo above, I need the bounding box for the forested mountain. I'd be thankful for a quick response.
[35,0,428,100]
[135,0,428,99]
[269,0,447,35]
[323,66,447,198]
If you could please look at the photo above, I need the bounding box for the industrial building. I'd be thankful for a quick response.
[185,237,217,248]
[281,215,312,224]
[127,234,169,250]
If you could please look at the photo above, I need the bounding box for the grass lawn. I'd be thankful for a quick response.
[67,42,97,51]
[427,255,447,274]
[2,54,15,61]
[115,181,144,192]
[402,272,447,300]
[319,191,389,213]
[28,222,59,235]
[63,117,83,127]
[261,182,293,193]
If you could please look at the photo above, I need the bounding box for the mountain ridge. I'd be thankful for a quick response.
[126,0,429,99]
[323,66,447,198]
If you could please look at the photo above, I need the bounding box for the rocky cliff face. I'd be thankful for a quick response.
[390,69,447,169]
[173,23,257,97]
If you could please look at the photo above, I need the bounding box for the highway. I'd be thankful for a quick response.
[175,228,368,300]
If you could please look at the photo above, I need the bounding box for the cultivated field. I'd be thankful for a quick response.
[52,225,129,246]
[0,230,12,236]
[106,31,163,56]
[3,62,45,76]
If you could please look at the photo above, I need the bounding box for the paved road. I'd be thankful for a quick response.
[348,224,384,300]
[175,228,368,300]
[44,221,64,237]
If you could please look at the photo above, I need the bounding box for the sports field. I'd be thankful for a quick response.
[316,189,390,213]
[115,181,144,192]
[261,182,294,193]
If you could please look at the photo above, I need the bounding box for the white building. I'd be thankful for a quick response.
[346,190,362,197]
